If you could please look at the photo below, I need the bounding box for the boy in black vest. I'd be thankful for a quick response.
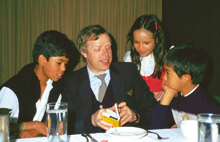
[0,30,75,138]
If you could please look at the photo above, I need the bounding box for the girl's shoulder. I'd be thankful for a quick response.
[123,51,132,62]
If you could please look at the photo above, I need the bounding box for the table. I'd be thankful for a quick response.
[11,128,191,142]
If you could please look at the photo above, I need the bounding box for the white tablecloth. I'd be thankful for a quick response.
[12,128,191,142]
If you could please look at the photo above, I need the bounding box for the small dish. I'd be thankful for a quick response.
[106,126,147,141]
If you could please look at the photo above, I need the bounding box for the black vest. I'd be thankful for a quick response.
[0,63,62,122]
[90,80,115,132]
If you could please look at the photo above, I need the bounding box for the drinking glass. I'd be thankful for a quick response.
[46,102,68,142]
[197,113,220,142]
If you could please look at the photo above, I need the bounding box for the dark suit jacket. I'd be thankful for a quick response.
[62,62,157,134]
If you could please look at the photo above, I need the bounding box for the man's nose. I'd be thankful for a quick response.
[102,48,109,56]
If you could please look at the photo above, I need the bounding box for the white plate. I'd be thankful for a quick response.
[106,127,147,141]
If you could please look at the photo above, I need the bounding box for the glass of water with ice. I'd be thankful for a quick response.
[197,113,220,142]
[46,102,68,142]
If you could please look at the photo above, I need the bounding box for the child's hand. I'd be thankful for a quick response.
[19,121,47,138]
[19,129,40,138]
[160,80,178,105]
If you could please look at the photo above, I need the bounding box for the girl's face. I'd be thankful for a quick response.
[133,29,155,57]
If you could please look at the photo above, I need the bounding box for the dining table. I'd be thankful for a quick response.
[11,128,191,142]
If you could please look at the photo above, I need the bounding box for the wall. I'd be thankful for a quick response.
[0,0,162,85]
[162,0,220,96]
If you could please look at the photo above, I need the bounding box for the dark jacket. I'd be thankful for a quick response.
[62,62,157,134]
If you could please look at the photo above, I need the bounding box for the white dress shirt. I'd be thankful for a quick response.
[87,66,110,100]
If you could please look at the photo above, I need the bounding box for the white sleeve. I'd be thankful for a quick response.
[0,87,19,119]
[123,51,132,62]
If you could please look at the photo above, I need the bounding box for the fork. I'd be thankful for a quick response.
[147,130,169,140]
[86,133,98,142]
[81,133,89,142]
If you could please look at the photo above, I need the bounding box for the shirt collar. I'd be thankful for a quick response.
[139,53,155,76]
[87,66,110,82]
[140,52,154,61]
[181,84,199,97]
[46,79,53,87]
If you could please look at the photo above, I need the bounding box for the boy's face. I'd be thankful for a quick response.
[163,65,184,92]
[42,56,69,81]
[81,33,112,74]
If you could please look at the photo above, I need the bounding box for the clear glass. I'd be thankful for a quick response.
[46,102,68,142]
[197,113,220,142]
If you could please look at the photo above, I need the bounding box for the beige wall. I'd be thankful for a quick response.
[0,0,162,85]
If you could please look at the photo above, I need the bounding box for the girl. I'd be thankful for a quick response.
[124,14,166,101]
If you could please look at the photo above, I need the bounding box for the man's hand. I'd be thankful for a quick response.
[91,106,114,130]
[160,80,178,105]
[118,102,136,126]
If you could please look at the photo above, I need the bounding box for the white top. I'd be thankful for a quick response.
[87,66,110,100]
[123,51,155,76]
[0,79,61,123]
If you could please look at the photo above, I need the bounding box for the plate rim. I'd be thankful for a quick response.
[106,126,148,139]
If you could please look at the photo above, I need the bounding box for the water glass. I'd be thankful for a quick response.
[197,113,220,142]
[46,102,68,142]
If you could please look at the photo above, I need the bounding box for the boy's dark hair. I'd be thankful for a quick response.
[77,25,110,53]
[126,14,165,79]
[164,44,207,84]
[33,30,74,64]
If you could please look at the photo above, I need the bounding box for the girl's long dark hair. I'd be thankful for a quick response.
[126,14,165,79]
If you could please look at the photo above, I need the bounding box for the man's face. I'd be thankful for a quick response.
[163,65,184,92]
[81,33,112,74]
[42,56,69,81]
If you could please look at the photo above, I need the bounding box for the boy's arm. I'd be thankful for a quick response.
[148,81,178,129]
[18,121,47,138]
[0,87,19,119]
[10,119,47,138]
[160,81,178,105]
[1,88,48,138]
[148,102,170,129]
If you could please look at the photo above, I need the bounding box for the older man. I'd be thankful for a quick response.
[62,25,157,134]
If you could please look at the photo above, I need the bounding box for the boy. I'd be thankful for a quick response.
[149,45,220,129]
[0,30,75,138]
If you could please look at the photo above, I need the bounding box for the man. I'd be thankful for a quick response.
[62,25,157,134]
[0,30,75,138]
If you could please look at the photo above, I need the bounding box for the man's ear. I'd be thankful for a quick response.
[38,54,47,65]
[81,51,87,59]
[181,74,192,83]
